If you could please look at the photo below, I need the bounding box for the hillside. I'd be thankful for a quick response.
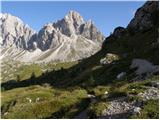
[1,1,159,119]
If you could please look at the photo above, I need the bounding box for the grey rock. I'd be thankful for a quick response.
[0,13,35,50]
[130,59,158,75]
[150,81,159,88]
[133,107,141,114]
[117,72,126,80]
[138,87,159,101]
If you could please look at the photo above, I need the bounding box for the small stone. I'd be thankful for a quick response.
[4,112,8,116]
[133,107,141,114]
[36,97,40,102]
[87,94,95,98]
[26,97,32,103]
[104,91,108,95]
[117,72,126,80]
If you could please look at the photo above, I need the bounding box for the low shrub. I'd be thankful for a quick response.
[87,102,108,118]
[130,99,159,119]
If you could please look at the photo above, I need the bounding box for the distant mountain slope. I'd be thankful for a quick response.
[0,11,104,62]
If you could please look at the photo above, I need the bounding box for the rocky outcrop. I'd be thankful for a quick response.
[100,53,120,65]
[127,1,159,32]
[110,1,159,37]
[138,87,159,101]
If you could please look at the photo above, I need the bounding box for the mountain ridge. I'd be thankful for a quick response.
[0,11,105,63]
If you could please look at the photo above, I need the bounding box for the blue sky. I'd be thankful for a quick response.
[1,1,145,36]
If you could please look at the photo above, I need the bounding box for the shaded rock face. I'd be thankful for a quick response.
[127,1,159,32]
[80,20,104,42]
[37,23,59,51]
[103,1,158,49]
[1,11,105,62]
[0,13,35,50]
[111,1,159,37]
[112,27,127,38]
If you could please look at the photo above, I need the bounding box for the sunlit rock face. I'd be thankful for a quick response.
[0,11,105,62]
[0,13,35,50]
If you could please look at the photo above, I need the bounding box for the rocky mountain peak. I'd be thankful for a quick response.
[86,19,93,26]
[0,13,23,24]
[53,10,85,37]
[0,13,35,50]
[1,11,104,62]
[37,10,104,51]
[47,10,104,41]
[65,10,84,24]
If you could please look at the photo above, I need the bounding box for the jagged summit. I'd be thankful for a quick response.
[1,11,105,62]
[0,13,35,50]
[65,10,84,23]
[0,13,34,32]
[0,13,23,24]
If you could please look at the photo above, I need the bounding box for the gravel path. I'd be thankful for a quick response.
[99,97,135,119]
[138,87,159,101]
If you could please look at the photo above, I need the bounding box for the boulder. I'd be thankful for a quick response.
[130,59,158,75]
[116,72,126,80]
[133,107,141,114]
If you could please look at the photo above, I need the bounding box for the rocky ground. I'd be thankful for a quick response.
[99,83,159,119]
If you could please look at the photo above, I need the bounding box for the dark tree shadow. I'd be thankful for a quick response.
[1,50,106,91]
[46,98,91,119]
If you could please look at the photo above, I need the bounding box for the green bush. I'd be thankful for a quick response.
[87,102,108,118]
[130,99,159,119]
